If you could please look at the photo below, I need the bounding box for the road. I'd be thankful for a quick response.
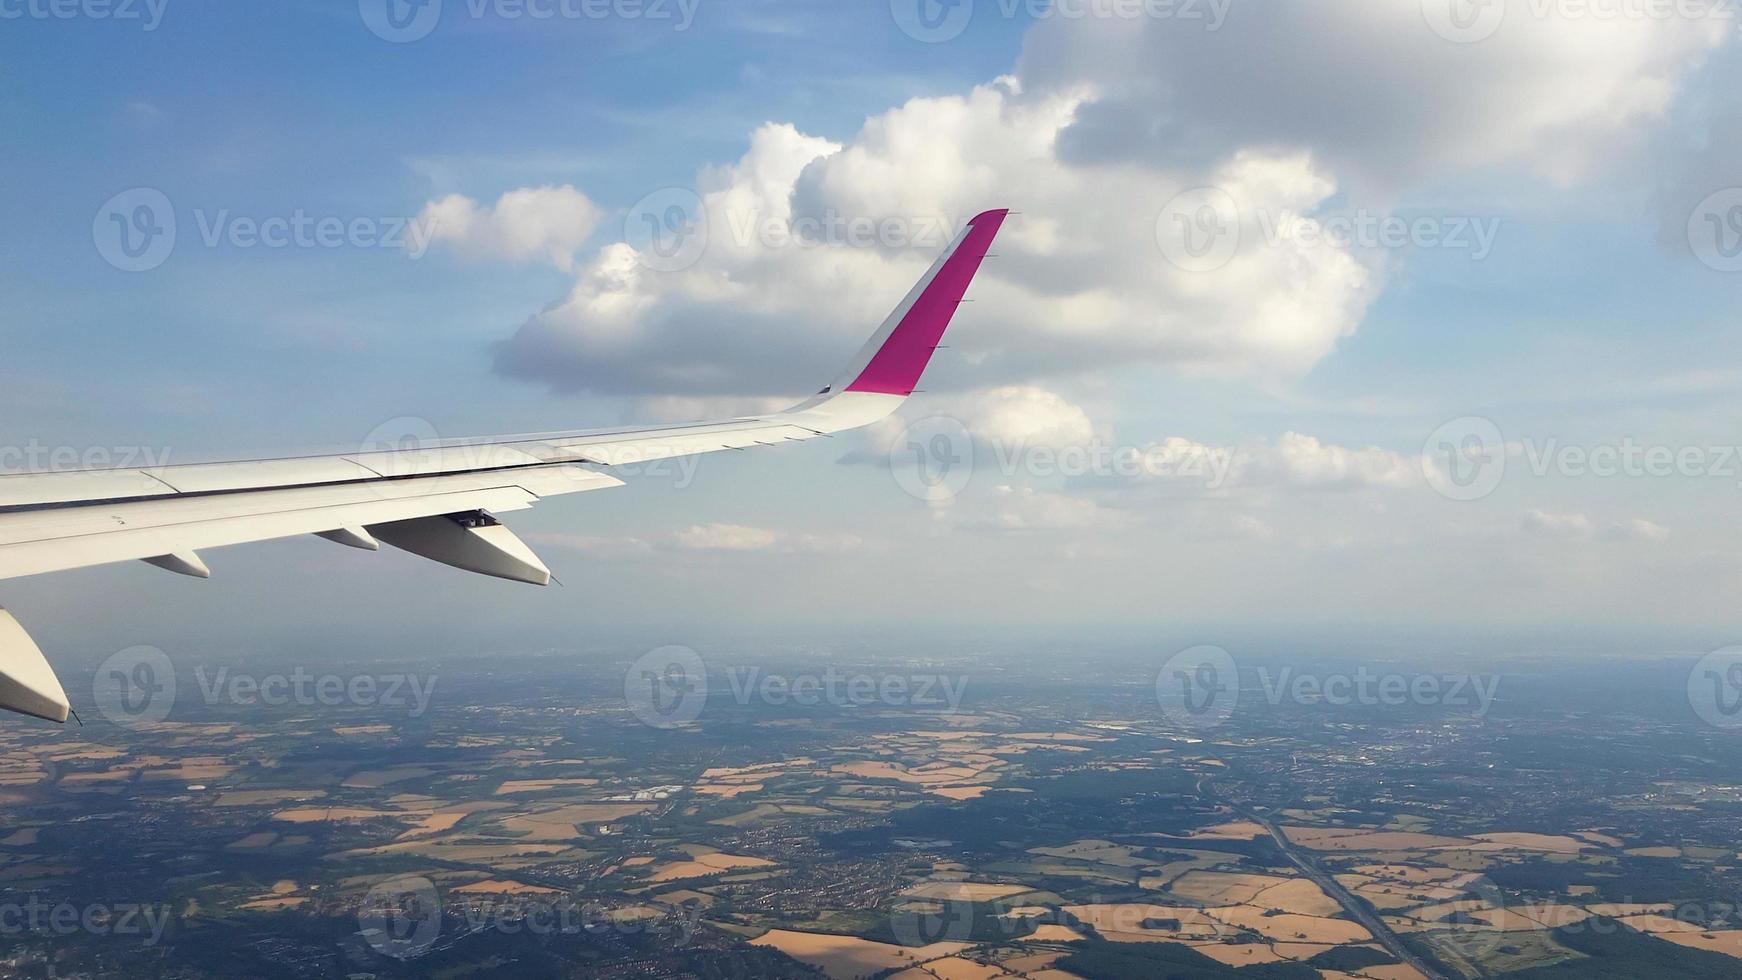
[1247,812,1447,980]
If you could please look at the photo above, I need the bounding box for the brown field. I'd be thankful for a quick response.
[1284,828,1469,851]
[226,832,279,850]
[1655,929,1742,960]
[493,778,602,794]
[903,881,1032,902]
[1469,833,1587,854]
[649,850,775,882]
[332,724,393,736]
[342,767,436,789]
[1063,903,1230,941]
[1207,906,1370,944]
[1180,820,1267,841]
[749,929,971,979]
[452,879,566,896]
[1624,846,1682,858]
[911,956,1012,980]
[1251,878,1343,916]
[1196,944,1290,966]
[1168,871,1288,905]
[239,896,308,911]
[498,803,652,840]
[396,802,509,839]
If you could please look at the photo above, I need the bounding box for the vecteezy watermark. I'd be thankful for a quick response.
[0,899,172,947]
[1689,187,1742,273]
[625,645,708,728]
[0,0,169,30]
[722,666,969,713]
[1155,189,1502,273]
[624,186,709,272]
[355,416,703,497]
[1689,646,1742,729]
[359,0,700,43]
[360,876,442,960]
[1156,645,1240,731]
[93,645,177,729]
[192,666,437,716]
[891,899,976,947]
[885,416,1242,504]
[623,646,969,727]
[722,207,971,252]
[1156,647,1504,730]
[1423,416,1742,501]
[890,0,1231,44]
[1254,665,1502,718]
[1422,0,1736,44]
[0,441,172,475]
[93,188,439,272]
[890,416,976,504]
[91,646,439,727]
[1421,416,1506,502]
[359,875,700,960]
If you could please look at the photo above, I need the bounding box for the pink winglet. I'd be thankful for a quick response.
[845,209,1008,396]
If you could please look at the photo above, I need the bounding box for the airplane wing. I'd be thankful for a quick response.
[0,209,1010,722]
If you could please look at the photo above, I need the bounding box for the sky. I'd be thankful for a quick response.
[3,0,1742,666]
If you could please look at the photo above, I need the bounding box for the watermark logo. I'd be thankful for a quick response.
[1156,645,1239,730]
[890,415,975,503]
[722,666,969,713]
[891,0,973,42]
[358,415,444,479]
[1690,188,1742,273]
[625,186,708,273]
[0,0,169,29]
[0,899,172,947]
[1422,0,1506,43]
[1156,187,1241,273]
[93,645,176,729]
[1422,416,1506,501]
[360,0,443,41]
[1689,646,1742,729]
[1255,665,1502,718]
[359,875,443,960]
[625,645,708,728]
[94,188,176,273]
[891,900,975,947]
[193,666,438,716]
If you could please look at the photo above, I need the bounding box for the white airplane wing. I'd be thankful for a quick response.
[0,209,1010,722]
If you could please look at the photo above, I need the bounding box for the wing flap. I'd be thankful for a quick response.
[0,465,623,578]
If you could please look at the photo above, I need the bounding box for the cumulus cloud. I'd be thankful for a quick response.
[487,79,1376,397]
[421,185,603,270]
[1021,1,1731,188]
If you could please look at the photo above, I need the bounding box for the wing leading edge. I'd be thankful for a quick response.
[0,208,1010,722]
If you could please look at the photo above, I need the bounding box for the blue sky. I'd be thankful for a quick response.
[4,0,1742,665]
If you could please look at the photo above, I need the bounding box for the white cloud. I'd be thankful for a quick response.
[421,185,603,271]
[1022,1,1731,188]
[1523,511,1671,542]
[669,523,865,554]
